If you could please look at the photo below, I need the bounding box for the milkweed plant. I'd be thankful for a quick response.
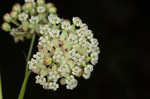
[1,0,100,98]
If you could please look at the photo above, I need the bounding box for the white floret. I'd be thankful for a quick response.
[40,25,51,35]
[29,16,39,24]
[43,82,59,91]
[48,71,60,82]
[49,82,59,91]
[48,14,61,24]
[50,29,60,37]
[37,6,46,13]
[35,75,46,85]
[84,64,93,74]
[18,12,28,21]
[72,66,82,77]
[83,72,91,79]
[65,75,78,90]
[90,52,99,65]
[73,17,82,27]
[58,65,70,77]
[61,20,72,30]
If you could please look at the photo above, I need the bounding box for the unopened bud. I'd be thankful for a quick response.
[44,57,52,65]
[12,3,21,12]
[10,11,18,19]
[48,7,57,13]
[46,3,55,9]
[3,13,12,22]
[2,23,11,32]
[37,0,45,5]
[60,78,66,85]
[22,2,32,11]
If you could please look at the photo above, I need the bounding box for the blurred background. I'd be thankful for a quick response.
[0,0,148,99]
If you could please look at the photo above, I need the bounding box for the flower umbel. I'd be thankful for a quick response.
[1,0,58,42]
[28,17,100,90]
[1,0,101,93]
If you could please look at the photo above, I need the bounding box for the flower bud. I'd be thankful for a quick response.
[3,13,12,22]
[46,2,55,9]
[22,2,32,12]
[37,6,46,13]
[48,7,57,13]
[37,0,45,5]
[60,78,66,85]
[12,3,21,12]
[46,3,57,13]
[44,57,52,65]
[22,21,29,31]
[2,23,11,32]
[10,11,18,19]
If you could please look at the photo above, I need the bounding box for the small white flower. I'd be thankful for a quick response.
[61,20,71,30]
[51,29,60,37]
[43,82,59,91]
[80,23,88,30]
[91,38,99,46]
[58,65,70,77]
[84,64,93,74]
[91,58,98,65]
[49,82,59,91]
[40,25,51,35]
[29,16,39,24]
[65,75,78,90]
[83,72,91,79]
[37,6,46,13]
[91,52,99,65]
[28,59,37,70]
[72,66,82,77]
[92,46,100,54]
[35,75,46,85]
[86,30,93,40]
[18,12,28,21]
[73,17,82,27]
[48,71,60,82]
[68,33,78,44]
[48,14,61,24]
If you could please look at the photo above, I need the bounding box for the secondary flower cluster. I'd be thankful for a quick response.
[2,0,57,42]
[28,17,100,90]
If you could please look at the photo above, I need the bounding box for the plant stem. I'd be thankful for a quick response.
[26,34,36,72]
[18,34,36,99]
[0,73,3,99]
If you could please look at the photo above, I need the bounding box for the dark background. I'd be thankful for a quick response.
[0,0,148,99]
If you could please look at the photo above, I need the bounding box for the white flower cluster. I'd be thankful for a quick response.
[2,0,57,42]
[28,17,100,90]
[2,0,101,91]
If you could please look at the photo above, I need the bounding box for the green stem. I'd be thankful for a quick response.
[0,73,3,99]
[18,34,36,99]
[26,34,36,72]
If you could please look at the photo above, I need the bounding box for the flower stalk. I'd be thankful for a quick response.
[0,73,3,99]
[18,34,36,99]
